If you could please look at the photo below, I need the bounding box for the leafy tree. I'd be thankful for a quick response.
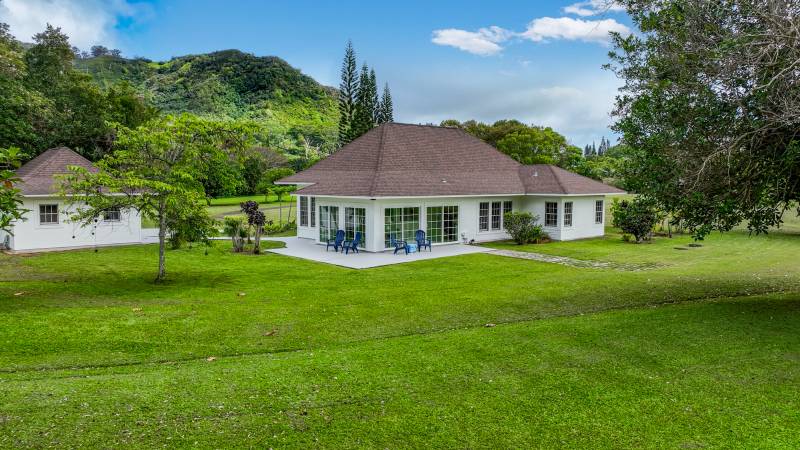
[90,45,110,57]
[0,23,52,154]
[609,0,800,237]
[202,153,246,198]
[104,81,159,129]
[611,197,660,243]
[241,146,288,195]
[0,147,27,234]
[338,40,359,146]
[377,83,393,124]
[63,114,255,282]
[496,126,573,165]
[109,49,122,58]
[23,24,149,159]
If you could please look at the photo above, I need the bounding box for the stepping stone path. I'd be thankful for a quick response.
[490,249,659,271]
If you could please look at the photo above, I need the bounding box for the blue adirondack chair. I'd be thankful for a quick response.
[344,232,362,254]
[389,234,408,255]
[416,229,432,252]
[326,229,345,252]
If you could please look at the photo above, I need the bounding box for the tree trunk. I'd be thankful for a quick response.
[254,225,262,254]
[156,204,167,282]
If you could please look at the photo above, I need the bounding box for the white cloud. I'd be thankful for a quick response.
[520,17,630,45]
[431,26,513,56]
[563,1,626,17]
[0,0,146,49]
[432,15,631,55]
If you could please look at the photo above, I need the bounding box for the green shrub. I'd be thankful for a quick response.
[611,197,660,243]
[504,212,548,244]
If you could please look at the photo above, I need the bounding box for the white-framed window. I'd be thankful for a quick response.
[39,204,59,225]
[491,202,502,230]
[545,202,558,227]
[595,200,604,224]
[478,202,489,231]
[103,207,121,222]
[345,207,366,245]
[564,202,573,227]
[427,205,459,243]
[299,196,308,226]
[384,207,419,247]
[310,197,316,227]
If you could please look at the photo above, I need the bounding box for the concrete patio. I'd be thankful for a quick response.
[265,237,494,269]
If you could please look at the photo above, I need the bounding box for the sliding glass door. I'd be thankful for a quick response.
[319,206,339,242]
[344,207,366,245]
[384,207,419,247]
[426,206,459,243]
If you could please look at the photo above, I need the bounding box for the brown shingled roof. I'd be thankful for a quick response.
[15,147,96,196]
[278,123,624,197]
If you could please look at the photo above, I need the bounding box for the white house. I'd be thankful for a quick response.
[277,123,624,252]
[1,147,144,252]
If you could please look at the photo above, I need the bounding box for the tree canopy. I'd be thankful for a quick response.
[63,115,256,281]
[609,0,800,237]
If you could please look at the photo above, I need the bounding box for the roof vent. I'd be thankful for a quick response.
[441,179,448,183]
[533,170,538,177]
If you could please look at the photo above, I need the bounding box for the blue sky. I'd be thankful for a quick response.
[0,0,633,146]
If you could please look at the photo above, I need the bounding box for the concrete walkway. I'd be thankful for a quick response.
[265,237,493,269]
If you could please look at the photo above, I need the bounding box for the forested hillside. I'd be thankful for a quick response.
[75,50,339,157]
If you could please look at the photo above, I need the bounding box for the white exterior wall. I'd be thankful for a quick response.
[2,196,143,251]
[290,194,610,251]
[295,195,521,252]
[523,195,606,241]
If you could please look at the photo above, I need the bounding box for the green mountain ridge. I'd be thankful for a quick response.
[75,50,339,154]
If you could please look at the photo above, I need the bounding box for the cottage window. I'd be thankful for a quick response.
[39,204,59,225]
[299,196,308,226]
[545,202,558,227]
[491,202,502,230]
[595,200,604,224]
[564,202,573,227]
[103,207,121,222]
[478,202,489,231]
[310,197,316,227]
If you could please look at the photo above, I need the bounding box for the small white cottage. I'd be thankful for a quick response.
[1,147,143,252]
[277,123,624,252]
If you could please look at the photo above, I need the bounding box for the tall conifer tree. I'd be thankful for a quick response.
[377,83,394,124]
[337,40,358,146]
[352,63,376,139]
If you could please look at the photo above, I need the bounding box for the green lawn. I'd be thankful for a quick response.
[1,229,799,447]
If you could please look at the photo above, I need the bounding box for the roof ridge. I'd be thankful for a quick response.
[368,124,388,197]
[547,165,568,194]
